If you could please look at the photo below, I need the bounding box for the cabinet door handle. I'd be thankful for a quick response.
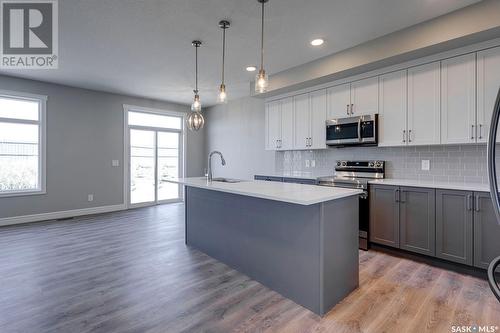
[475,195,480,212]
[309,137,312,147]
[408,130,412,143]
[479,124,483,140]
[466,194,472,211]
[395,189,400,203]
[471,124,475,140]
[403,130,406,143]
[346,104,349,115]
[350,104,354,115]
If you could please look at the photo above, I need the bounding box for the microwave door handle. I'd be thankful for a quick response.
[357,118,362,142]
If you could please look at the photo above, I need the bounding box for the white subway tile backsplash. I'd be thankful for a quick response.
[276,144,491,185]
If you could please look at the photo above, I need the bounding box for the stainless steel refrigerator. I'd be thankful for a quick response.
[487,88,500,302]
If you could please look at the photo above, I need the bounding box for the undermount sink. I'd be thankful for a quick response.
[211,177,244,183]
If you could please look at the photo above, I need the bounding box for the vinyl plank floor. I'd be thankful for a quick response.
[0,203,499,333]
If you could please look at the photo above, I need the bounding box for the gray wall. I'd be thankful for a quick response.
[204,96,275,180]
[0,75,205,218]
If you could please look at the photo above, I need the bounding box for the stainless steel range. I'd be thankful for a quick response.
[317,160,385,250]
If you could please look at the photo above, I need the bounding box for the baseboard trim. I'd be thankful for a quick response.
[0,204,127,227]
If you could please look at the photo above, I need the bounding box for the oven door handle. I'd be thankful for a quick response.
[357,117,362,142]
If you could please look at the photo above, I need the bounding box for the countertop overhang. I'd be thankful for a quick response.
[168,177,363,205]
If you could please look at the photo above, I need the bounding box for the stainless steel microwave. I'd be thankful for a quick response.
[326,114,378,146]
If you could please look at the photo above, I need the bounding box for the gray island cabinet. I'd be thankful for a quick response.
[169,177,362,316]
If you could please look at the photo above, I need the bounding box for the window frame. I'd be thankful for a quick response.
[123,104,186,208]
[0,89,47,198]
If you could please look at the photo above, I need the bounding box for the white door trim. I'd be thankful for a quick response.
[123,105,186,209]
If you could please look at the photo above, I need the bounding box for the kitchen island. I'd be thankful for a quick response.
[168,177,362,316]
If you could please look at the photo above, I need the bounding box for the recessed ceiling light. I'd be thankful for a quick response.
[246,66,257,72]
[310,38,324,46]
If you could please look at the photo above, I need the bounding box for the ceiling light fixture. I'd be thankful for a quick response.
[217,20,230,104]
[310,38,324,46]
[187,40,204,131]
[246,66,257,72]
[255,0,269,94]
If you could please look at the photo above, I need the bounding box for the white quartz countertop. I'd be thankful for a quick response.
[168,177,363,205]
[369,179,490,192]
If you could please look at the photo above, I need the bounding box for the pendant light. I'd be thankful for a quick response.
[255,0,269,94]
[187,40,205,131]
[217,20,230,104]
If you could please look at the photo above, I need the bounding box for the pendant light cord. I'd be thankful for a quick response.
[195,45,198,93]
[260,1,264,71]
[222,27,226,84]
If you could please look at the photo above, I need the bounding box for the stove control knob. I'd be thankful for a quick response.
[368,162,374,167]
[337,161,341,167]
[341,161,347,167]
[375,161,382,168]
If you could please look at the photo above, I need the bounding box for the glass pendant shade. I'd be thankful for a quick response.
[191,93,201,112]
[255,69,268,93]
[217,84,227,104]
[187,111,205,131]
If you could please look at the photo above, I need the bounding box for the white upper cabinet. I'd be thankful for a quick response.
[351,76,379,116]
[294,93,310,150]
[327,83,350,119]
[378,70,407,147]
[265,100,281,150]
[310,89,327,149]
[441,54,476,144]
[265,43,500,150]
[477,46,500,143]
[407,62,441,146]
[280,97,294,151]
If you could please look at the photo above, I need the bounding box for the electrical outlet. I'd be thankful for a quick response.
[305,160,310,168]
[112,160,120,167]
[421,160,430,171]
[311,160,316,168]
[87,194,94,202]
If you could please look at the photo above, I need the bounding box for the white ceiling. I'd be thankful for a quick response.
[0,0,480,107]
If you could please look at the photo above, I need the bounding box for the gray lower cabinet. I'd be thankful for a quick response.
[369,185,399,247]
[435,190,473,265]
[399,187,436,256]
[254,175,283,182]
[474,192,500,270]
[370,185,500,270]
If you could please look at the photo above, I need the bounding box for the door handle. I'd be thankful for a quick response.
[400,191,406,203]
[475,195,480,212]
[357,117,362,142]
[408,130,412,143]
[471,124,475,140]
[466,194,472,211]
[395,189,400,203]
[309,137,312,147]
[479,124,483,140]
[403,130,406,143]
[346,104,349,115]
[350,104,354,115]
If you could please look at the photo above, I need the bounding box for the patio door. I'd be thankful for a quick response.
[126,107,184,207]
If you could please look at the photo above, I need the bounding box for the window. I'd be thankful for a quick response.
[0,91,46,197]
